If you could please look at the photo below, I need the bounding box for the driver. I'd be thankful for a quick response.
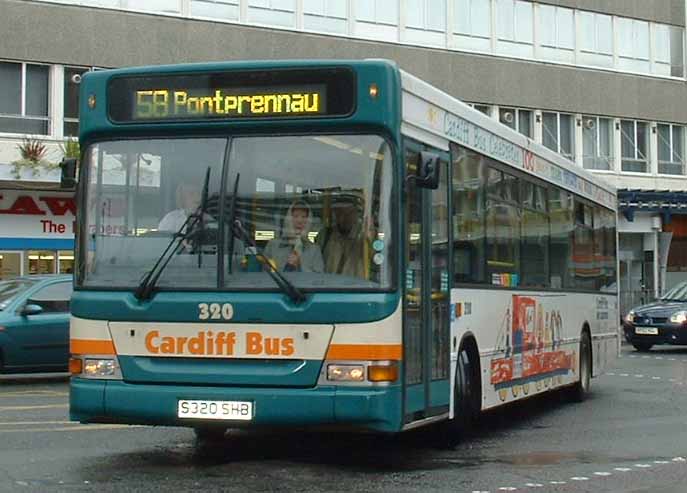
[158,183,201,233]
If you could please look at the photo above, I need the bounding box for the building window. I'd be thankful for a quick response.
[405,0,446,46]
[0,61,50,135]
[354,0,398,40]
[499,107,532,138]
[191,0,239,21]
[653,23,685,77]
[468,103,491,117]
[658,123,684,175]
[127,0,181,14]
[303,0,347,33]
[542,112,574,160]
[578,11,613,68]
[453,0,491,51]
[620,120,649,173]
[538,4,575,63]
[582,116,613,170]
[495,0,533,58]
[355,0,397,25]
[248,0,296,27]
[617,18,650,73]
[407,0,445,32]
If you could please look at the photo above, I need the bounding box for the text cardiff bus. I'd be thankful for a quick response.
[69,59,619,439]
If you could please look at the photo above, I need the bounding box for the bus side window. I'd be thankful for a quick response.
[450,143,486,284]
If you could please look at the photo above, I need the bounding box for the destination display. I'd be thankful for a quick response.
[108,67,355,122]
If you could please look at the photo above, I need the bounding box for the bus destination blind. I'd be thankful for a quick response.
[108,68,355,122]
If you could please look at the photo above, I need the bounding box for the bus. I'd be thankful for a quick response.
[69,59,618,437]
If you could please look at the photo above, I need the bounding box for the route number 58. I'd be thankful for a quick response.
[198,303,233,320]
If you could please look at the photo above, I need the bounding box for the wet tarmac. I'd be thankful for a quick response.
[1,346,687,492]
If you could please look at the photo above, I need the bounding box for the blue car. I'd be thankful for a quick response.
[623,281,687,352]
[0,275,72,373]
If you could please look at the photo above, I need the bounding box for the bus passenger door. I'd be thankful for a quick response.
[403,140,451,424]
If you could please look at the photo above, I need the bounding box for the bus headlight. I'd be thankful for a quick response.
[327,364,365,382]
[80,358,121,379]
[670,311,687,324]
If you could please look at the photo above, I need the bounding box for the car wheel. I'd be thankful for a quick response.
[569,331,592,402]
[632,342,653,352]
[447,346,480,437]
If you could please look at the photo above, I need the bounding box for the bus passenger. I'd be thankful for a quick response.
[319,200,366,278]
[264,201,324,272]
[158,183,201,232]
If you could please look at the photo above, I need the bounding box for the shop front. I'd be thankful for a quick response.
[0,188,75,279]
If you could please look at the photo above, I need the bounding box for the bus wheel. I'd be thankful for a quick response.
[194,426,227,443]
[569,331,592,402]
[449,347,480,436]
[632,342,653,352]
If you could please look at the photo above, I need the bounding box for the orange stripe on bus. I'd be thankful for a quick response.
[326,344,402,361]
[70,339,116,355]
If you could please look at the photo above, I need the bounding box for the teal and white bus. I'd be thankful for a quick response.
[69,59,618,437]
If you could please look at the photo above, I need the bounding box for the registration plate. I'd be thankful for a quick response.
[177,399,253,421]
[635,327,659,335]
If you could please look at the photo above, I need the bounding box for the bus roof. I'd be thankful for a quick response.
[399,69,617,210]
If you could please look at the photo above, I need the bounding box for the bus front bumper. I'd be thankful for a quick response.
[70,378,402,433]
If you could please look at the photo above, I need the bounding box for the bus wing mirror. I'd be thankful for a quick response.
[416,152,440,189]
[60,157,78,189]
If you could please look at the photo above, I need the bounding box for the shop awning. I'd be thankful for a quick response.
[618,189,687,223]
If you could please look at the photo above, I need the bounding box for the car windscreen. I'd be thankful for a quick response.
[0,279,37,310]
[661,282,687,301]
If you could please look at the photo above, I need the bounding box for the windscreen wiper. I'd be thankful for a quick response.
[134,168,211,301]
[231,219,306,305]
[226,173,240,274]
[195,167,211,269]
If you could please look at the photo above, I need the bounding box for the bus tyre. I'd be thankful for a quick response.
[449,347,480,437]
[569,331,591,403]
[632,342,653,352]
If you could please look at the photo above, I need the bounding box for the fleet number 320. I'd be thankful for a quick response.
[198,303,233,320]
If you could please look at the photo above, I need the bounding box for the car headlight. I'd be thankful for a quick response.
[670,311,687,324]
[625,311,636,323]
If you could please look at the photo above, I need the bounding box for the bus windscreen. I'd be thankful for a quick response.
[107,67,356,122]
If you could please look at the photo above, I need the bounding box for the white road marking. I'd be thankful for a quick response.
[614,467,632,472]
[498,487,517,491]
[673,457,686,462]
[652,376,661,380]
[0,390,68,397]
[570,477,589,481]
[549,481,566,485]
[0,421,71,426]
[620,373,629,377]
[0,424,142,433]
[524,483,543,487]
[634,374,644,378]
[0,404,68,411]
[634,464,652,468]
[653,460,670,464]
[593,472,612,476]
